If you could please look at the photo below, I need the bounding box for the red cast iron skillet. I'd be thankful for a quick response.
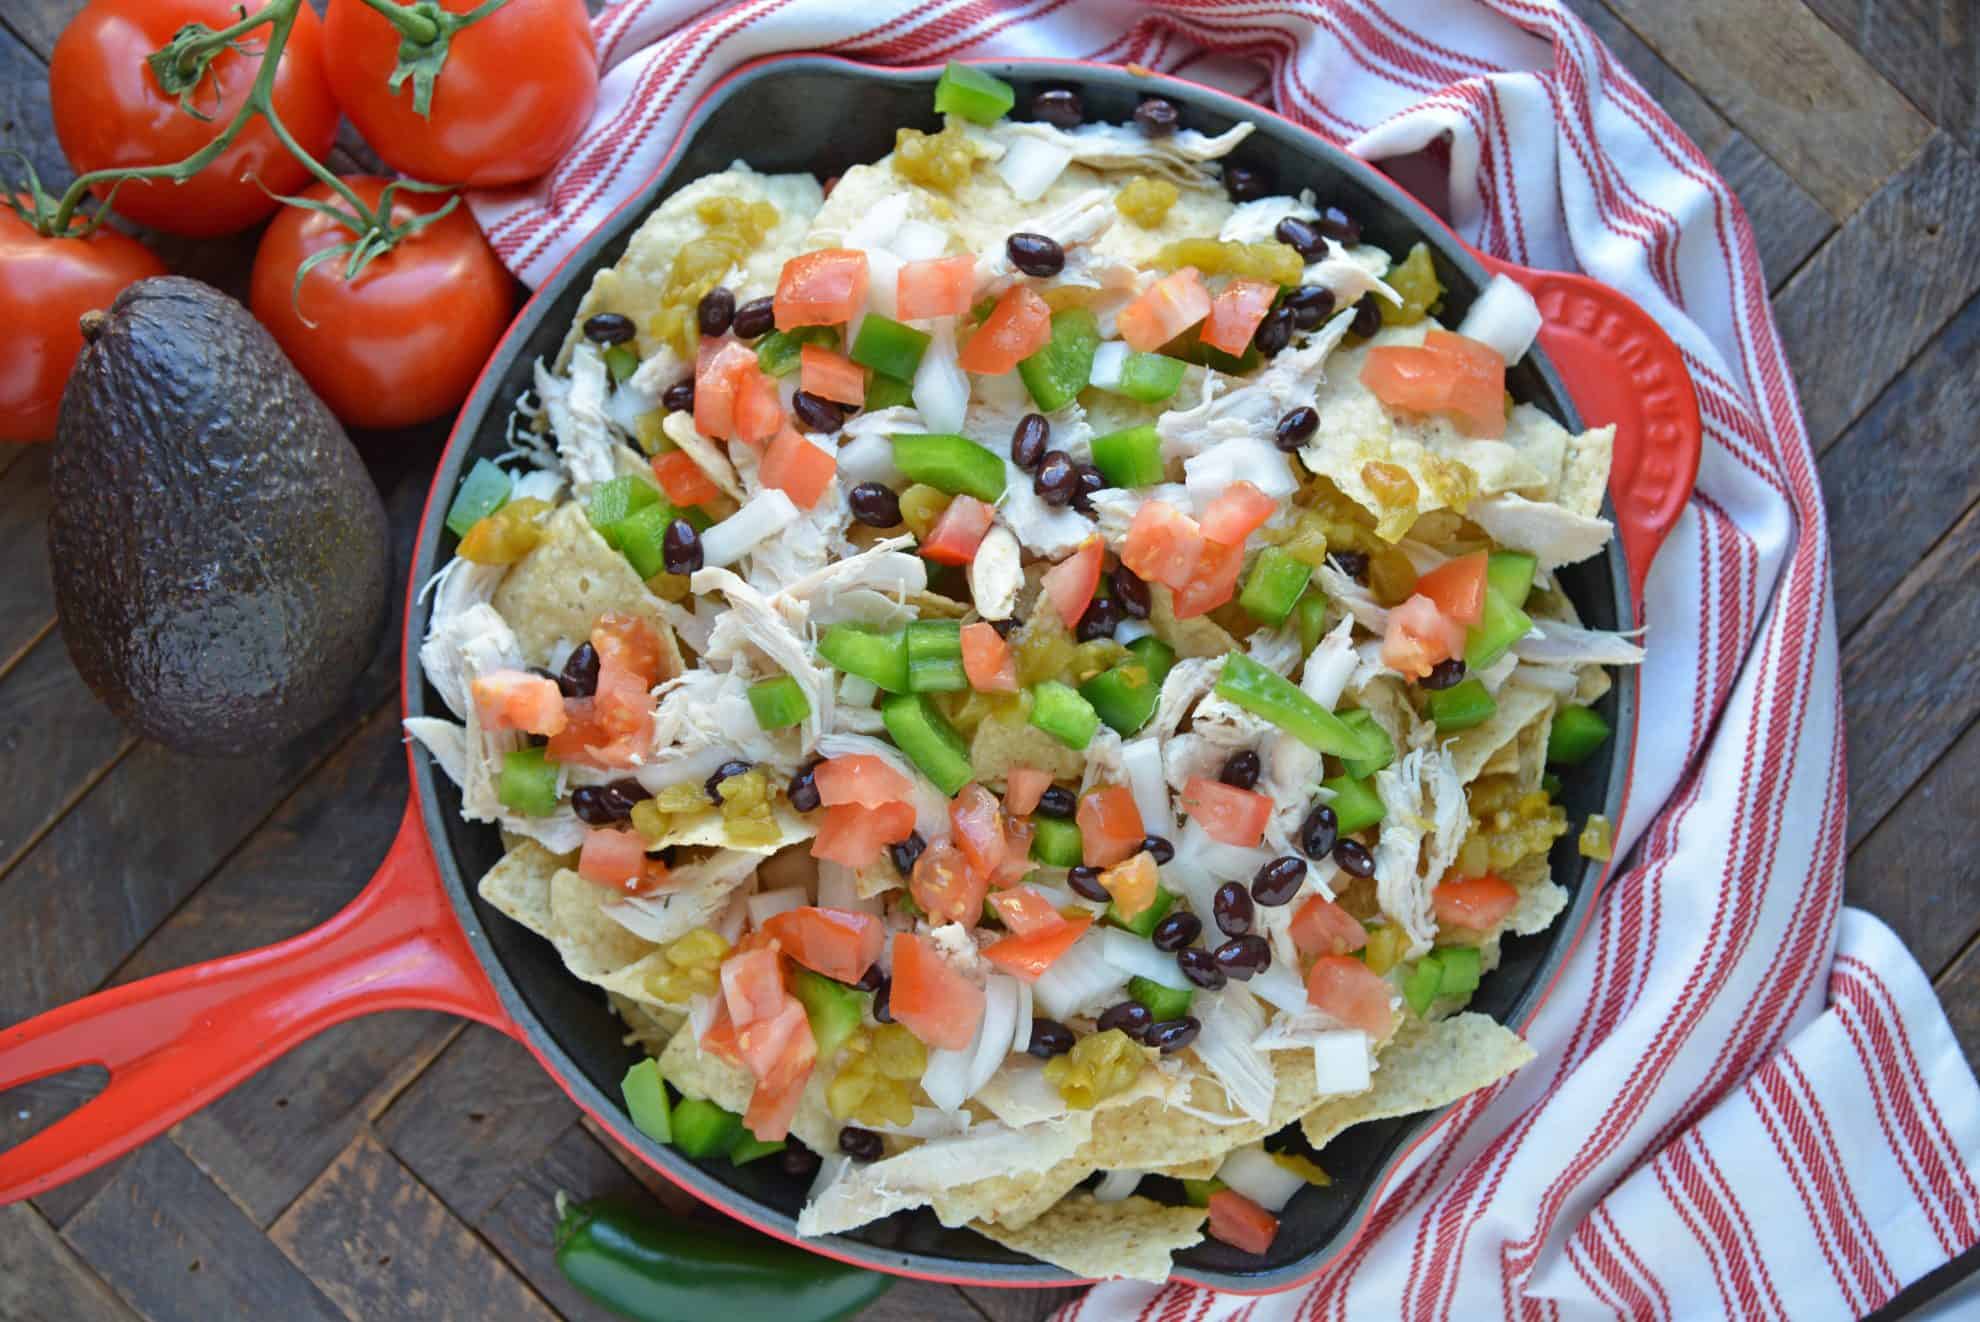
[0,56,1699,1293]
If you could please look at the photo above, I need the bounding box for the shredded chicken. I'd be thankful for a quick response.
[536,346,623,494]
[973,188,1116,294]
[1371,747,1469,957]
[693,567,836,747]
[1513,619,1646,667]
[1157,308,1355,463]
[1468,492,1614,572]
[603,850,761,944]
[989,119,1253,181]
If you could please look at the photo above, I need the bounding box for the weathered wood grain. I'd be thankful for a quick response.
[0,448,55,675]
[0,20,67,186]
[62,1137,346,1322]
[273,1131,560,1322]
[576,1114,700,1215]
[1801,0,1977,151]
[1820,289,1980,637]
[0,1201,141,1322]
[1848,715,1980,978]
[0,635,133,866]
[1936,936,1980,1073]
[1774,131,1980,452]
[1595,0,1932,219]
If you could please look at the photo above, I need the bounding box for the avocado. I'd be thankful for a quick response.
[49,277,389,756]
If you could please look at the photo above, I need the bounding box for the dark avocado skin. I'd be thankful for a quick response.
[49,276,390,757]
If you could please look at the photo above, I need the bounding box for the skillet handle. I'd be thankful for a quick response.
[0,798,512,1206]
[1472,254,1703,612]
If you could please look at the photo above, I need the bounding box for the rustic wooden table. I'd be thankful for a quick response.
[2,1,1975,1318]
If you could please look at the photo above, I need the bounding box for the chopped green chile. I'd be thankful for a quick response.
[1115,351,1186,403]
[1107,886,1176,938]
[621,1059,671,1143]
[1215,652,1383,760]
[891,433,1008,501]
[1029,680,1101,750]
[604,343,640,384]
[906,619,967,693]
[933,61,1015,124]
[1030,815,1084,866]
[1089,423,1165,488]
[1547,705,1611,766]
[1322,774,1385,834]
[756,325,838,377]
[1017,307,1100,411]
[1237,547,1312,625]
[820,623,910,692]
[748,675,812,730]
[881,693,974,795]
[499,747,560,817]
[851,315,931,381]
[445,458,512,538]
[1427,677,1497,732]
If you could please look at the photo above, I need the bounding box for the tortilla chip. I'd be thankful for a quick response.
[932,1155,1093,1230]
[1300,1013,1536,1151]
[656,1021,840,1155]
[493,503,685,680]
[1556,423,1616,518]
[1077,1075,1268,1171]
[971,714,1087,781]
[1446,684,1553,782]
[1151,1157,1222,1181]
[973,1194,1207,1283]
[905,588,971,619]
[548,868,671,997]
[1150,585,1240,659]
[610,993,683,1057]
[476,839,567,939]
[1502,852,1570,936]
[1575,665,1613,705]
[637,801,816,854]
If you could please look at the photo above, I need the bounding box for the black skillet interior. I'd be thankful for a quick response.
[409,58,1635,1291]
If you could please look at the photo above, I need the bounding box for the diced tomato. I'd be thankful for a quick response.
[1003,767,1052,817]
[741,1001,816,1141]
[471,669,568,736]
[759,424,837,510]
[988,888,1066,938]
[731,362,784,446]
[910,838,990,928]
[734,994,806,1079]
[814,754,913,809]
[1381,593,1469,679]
[774,248,869,330]
[693,340,756,439]
[1360,328,1506,438]
[1040,536,1104,629]
[1306,954,1398,1040]
[919,494,995,565]
[1116,267,1212,352]
[957,285,1053,374]
[960,621,1019,693]
[1197,481,1277,546]
[593,611,665,684]
[577,828,645,889]
[1179,776,1273,848]
[996,815,1036,885]
[1200,278,1279,357]
[1169,537,1244,619]
[1413,551,1489,627]
[545,700,638,768]
[1098,851,1158,920]
[762,906,886,984]
[720,947,788,1028]
[890,932,985,1051]
[651,450,721,506]
[1076,785,1145,868]
[896,254,977,321]
[1431,875,1520,932]
[798,343,866,406]
[699,996,741,1063]
[949,783,1007,880]
[1120,500,1204,591]
[1207,1189,1280,1256]
[983,913,1094,982]
[810,801,916,868]
[1290,894,1369,957]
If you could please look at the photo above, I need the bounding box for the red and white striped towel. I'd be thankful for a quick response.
[468,3,1980,1316]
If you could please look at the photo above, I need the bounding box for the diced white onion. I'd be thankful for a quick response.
[1115,618,1153,645]
[1184,435,1299,512]
[1217,1147,1307,1213]
[746,887,807,928]
[1088,341,1129,391]
[996,136,1073,202]
[510,469,564,505]
[845,192,910,251]
[816,862,880,915]
[1122,737,1173,841]
[1011,977,1034,1057]
[839,673,880,707]
[920,1041,974,1113]
[1093,1170,1144,1203]
[699,489,799,568]
[713,889,750,944]
[968,975,1021,1096]
[893,220,950,262]
[834,428,901,485]
[1456,273,1542,365]
[1033,933,1127,1020]
[1311,1029,1374,1096]
[1099,928,1191,990]
[912,319,970,433]
[863,248,903,319]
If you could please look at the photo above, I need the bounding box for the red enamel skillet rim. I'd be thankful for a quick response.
[0,53,1699,1295]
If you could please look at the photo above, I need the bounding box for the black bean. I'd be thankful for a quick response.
[1140,834,1175,865]
[872,980,893,1022]
[661,519,702,576]
[1275,405,1319,452]
[1177,946,1227,990]
[1072,462,1105,513]
[1076,596,1120,642]
[1421,657,1467,691]
[1213,882,1255,937]
[848,481,903,528]
[1110,564,1151,619]
[1224,163,1272,202]
[1220,750,1261,791]
[697,285,735,338]
[1299,802,1340,859]
[1011,412,1049,471]
[558,642,600,698]
[1034,450,1078,506]
[583,312,636,345]
[781,1142,822,1180]
[838,1127,883,1162]
[1027,1019,1076,1057]
[1067,864,1110,902]
[1252,855,1306,907]
[1253,305,1295,357]
[1007,232,1066,278]
[1036,786,1076,819]
[1144,1016,1201,1053]
[1315,205,1362,245]
[1351,297,1382,337]
[1333,549,1370,582]
[889,830,926,878]
[787,763,822,813]
[1134,97,1180,137]
[1098,1001,1153,1041]
[1213,935,1271,979]
[1284,284,1336,330]
[571,786,623,826]
[1333,837,1376,878]
[1032,87,1084,129]
[731,296,775,339]
[792,390,845,433]
[1151,910,1202,952]
[1274,216,1326,262]
[662,376,695,413]
[706,760,754,803]
[853,963,885,993]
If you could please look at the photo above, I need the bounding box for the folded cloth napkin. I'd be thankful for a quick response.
[470,3,1980,1315]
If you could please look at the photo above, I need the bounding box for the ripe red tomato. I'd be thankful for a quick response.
[50,0,339,237]
[0,207,165,443]
[323,0,596,188]
[249,176,513,430]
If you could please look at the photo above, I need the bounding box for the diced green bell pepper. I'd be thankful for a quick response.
[1547,705,1611,766]
[1238,546,1312,626]
[748,675,812,730]
[1089,423,1165,488]
[1029,680,1101,750]
[932,61,1015,124]
[1337,711,1395,780]
[1030,816,1084,866]
[819,623,910,693]
[1017,308,1100,411]
[1322,774,1385,834]
[587,475,663,549]
[1487,550,1538,607]
[891,433,1007,502]
[1215,652,1385,760]
[621,1059,672,1143]
[1464,583,1533,672]
[727,1134,787,1165]
[1181,1177,1227,1208]
[1427,677,1497,732]
[1403,956,1444,1016]
[881,693,974,795]
[905,619,966,693]
[850,315,931,381]
[756,325,838,377]
[865,373,914,411]
[792,968,866,1058]
[614,501,681,580]
[1434,944,1481,999]
[1080,658,1163,735]
[445,458,511,538]
[604,343,640,385]
[1128,975,1193,1021]
[1161,324,1260,375]
[669,1097,745,1159]
[1127,635,1177,678]
[1115,351,1186,404]
[1294,591,1331,656]
[498,747,560,817]
[1107,886,1176,938]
